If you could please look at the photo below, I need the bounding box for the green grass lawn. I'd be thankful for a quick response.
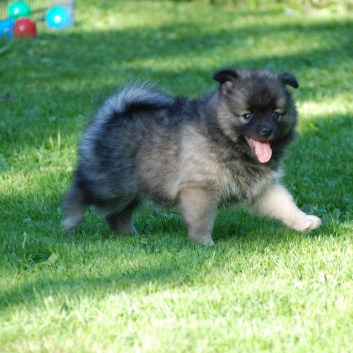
[1,1,353,352]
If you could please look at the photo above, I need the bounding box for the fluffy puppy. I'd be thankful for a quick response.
[63,68,321,245]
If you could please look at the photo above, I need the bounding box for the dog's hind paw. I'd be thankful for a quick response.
[62,215,82,232]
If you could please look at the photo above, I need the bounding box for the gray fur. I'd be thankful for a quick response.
[63,69,321,244]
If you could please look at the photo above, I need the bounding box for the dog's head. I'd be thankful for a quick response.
[213,68,299,164]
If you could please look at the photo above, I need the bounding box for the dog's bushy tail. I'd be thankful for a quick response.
[115,82,174,111]
[94,82,175,121]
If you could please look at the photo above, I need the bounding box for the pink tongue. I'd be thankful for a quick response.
[252,139,272,163]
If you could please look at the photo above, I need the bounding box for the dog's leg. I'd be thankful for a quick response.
[62,182,88,232]
[178,188,217,245]
[251,183,321,231]
[106,200,138,234]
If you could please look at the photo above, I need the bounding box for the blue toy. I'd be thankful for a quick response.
[0,18,15,38]
[0,1,75,39]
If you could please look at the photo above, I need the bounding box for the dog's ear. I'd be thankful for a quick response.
[280,72,299,89]
[213,68,239,94]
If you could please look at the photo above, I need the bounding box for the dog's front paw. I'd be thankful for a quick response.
[292,214,322,232]
[188,233,215,246]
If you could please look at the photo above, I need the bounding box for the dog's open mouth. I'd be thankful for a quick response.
[244,137,272,164]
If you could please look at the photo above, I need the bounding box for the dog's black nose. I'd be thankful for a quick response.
[260,125,273,137]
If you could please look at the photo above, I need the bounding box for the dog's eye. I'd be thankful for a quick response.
[272,112,281,120]
[242,113,253,122]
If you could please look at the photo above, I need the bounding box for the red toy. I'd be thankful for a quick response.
[13,18,36,38]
